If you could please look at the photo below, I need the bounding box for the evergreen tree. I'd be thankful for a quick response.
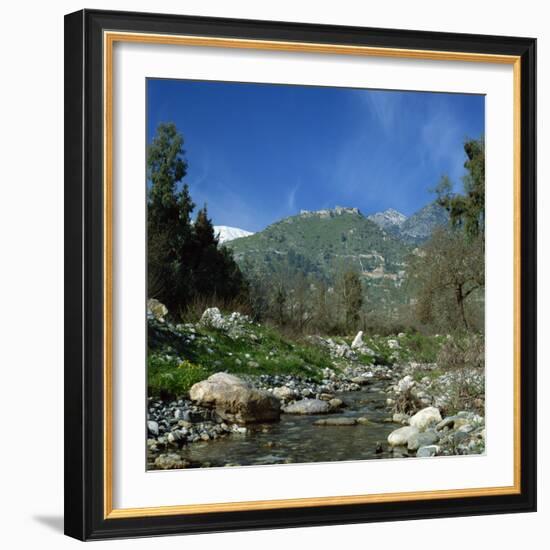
[435,137,485,240]
[147,123,247,316]
[147,123,193,311]
[344,271,363,330]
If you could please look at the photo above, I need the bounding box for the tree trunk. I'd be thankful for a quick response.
[455,285,469,330]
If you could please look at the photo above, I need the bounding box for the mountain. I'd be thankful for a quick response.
[226,207,412,308]
[214,225,254,244]
[367,208,407,232]
[399,202,449,243]
[368,202,449,244]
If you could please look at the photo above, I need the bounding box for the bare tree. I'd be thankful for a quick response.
[409,228,484,331]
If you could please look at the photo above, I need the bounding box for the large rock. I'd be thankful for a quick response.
[154,453,189,470]
[388,426,419,447]
[396,375,415,393]
[409,407,442,431]
[147,299,168,322]
[351,331,364,349]
[147,420,159,436]
[407,430,440,451]
[199,307,225,329]
[416,445,440,458]
[189,373,280,424]
[272,386,297,401]
[283,399,331,415]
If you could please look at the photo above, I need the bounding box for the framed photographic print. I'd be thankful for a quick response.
[64,9,537,540]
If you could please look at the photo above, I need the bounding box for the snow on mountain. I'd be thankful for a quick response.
[367,208,407,230]
[214,225,254,244]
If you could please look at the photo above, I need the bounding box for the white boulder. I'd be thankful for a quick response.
[409,407,442,432]
[388,426,419,447]
[396,375,415,393]
[147,299,168,322]
[351,331,364,349]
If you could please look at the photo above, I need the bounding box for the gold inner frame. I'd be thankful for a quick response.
[103,30,522,519]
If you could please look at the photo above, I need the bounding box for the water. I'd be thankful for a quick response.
[162,388,403,468]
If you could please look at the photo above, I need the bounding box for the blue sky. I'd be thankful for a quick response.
[147,79,484,232]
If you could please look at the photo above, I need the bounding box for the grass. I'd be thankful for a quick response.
[147,320,335,398]
[147,313,455,399]
[148,356,210,398]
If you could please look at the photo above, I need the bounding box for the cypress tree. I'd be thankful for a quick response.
[147,123,248,316]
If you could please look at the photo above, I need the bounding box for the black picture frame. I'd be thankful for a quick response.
[64,8,537,541]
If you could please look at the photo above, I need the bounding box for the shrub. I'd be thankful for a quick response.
[148,355,209,398]
[401,332,443,363]
[437,333,484,370]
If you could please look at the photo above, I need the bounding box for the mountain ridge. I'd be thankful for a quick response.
[226,206,411,309]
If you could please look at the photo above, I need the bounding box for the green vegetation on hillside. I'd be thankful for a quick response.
[147,317,335,396]
[229,208,410,279]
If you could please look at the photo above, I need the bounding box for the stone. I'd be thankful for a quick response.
[283,399,331,415]
[328,398,344,410]
[147,420,159,436]
[319,393,335,401]
[387,339,400,349]
[407,430,440,451]
[350,376,370,386]
[458,424,475,433]
[351,330,364,349]
[453,431,470,444]
[147,299,168,322]
[189,372,281,424]
[167,430,186,443]
[416,445,440,458]
[199,307,226,329]
[409,407,442,431]
[392,412,410,424]
[388,426,419,447]
[313,417,357,426]
[272,386,296,400]
[154,453,188,470]
[397,375,415,393]
[356,417,372,425]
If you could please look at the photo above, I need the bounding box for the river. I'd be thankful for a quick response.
[151,386,402,469]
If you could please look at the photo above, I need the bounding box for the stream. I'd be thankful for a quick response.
[150,387,402,469]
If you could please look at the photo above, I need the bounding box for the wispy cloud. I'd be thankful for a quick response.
[287,182,300,213]
[420,100,467,188]
[362,91,403,134]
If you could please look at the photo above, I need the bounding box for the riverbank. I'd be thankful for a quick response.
[147,306,485,469]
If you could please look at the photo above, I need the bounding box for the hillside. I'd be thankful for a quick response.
[226,207,412,309]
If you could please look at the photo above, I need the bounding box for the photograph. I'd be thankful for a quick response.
[145,78,486,470]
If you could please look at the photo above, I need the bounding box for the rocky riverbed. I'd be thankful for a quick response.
[147,306,485,469]
[148,348,483,467]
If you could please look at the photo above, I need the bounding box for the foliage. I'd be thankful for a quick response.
[228,208,411,316]
[147,315,335,393]
[436,333,485,370]
[408,228,484,332]
[435,137,485,240]
[399,332,444,363]
[340,270,363,330]
[147,123,248,317]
